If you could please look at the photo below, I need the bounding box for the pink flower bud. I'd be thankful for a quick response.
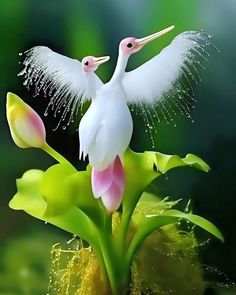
[92,156,125,212]
[6,92,46,148]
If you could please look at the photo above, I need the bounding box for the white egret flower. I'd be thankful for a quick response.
[80,26,176,170]
[18,48,109,127]
[19,25,213,211]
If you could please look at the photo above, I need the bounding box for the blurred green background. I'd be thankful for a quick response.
[0,0,236,294]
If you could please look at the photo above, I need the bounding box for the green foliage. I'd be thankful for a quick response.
[132,192,181,224]
[1,1,235,292]
[155,152,210,173]
[122,149,210,222]
[8,146,222,294]
[9,168,97,247]
[41,163,77,216]
[127,208,223,267]
[67,166,103,224]
[161,209,224,241]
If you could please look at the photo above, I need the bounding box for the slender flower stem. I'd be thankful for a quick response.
[43,144,74,166]
[116,204,143,283]
[99,234,120,294]
[91,240,108,284]
[117,211,132,255]
[96,211,128,295]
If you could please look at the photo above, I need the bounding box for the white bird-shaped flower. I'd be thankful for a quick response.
[18,48,109,127]
[79,26,176,172]
[79,26,176,211]
[19,25,213,211]
[82,25,213,212]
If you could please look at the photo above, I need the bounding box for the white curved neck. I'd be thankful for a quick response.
[110,50,129,84]
[83,72,98,98]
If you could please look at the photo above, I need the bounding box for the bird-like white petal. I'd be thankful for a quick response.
[18,46,103,124]
[122,31,214,104]
[79,87,133,170]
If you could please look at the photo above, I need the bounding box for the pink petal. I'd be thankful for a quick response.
[101,182,123,213]
[91,156,125,211]
[113,156,125,190]
[91,163,114,198]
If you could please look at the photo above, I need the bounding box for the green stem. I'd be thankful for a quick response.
[116,201,144,286]
[97,212,128,294]
[99,233,120,294]
[117,210,132,256]
[92,239,108,283]
[43,144,73,166]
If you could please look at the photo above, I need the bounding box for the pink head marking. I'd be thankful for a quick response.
[119,37,141,55]
[119,25,175,55]
[82,55,110,73]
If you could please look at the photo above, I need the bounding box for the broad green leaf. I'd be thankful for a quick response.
[26,163,102,223]
[40,163,77,216]
[155,152,210,173]
[122,149,210,215]
[67,166,103,224]
[123,149,160,214]
[9,169,46,216]
[9,169,97,247]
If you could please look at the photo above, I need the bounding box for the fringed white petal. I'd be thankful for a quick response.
[122,31,215,104]
[19,46,103,126]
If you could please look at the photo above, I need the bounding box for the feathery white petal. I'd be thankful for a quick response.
[122,31,214,104]
[19,46,103,124]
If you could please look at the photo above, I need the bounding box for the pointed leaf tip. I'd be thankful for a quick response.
[155,152,210,173]
[162,210,224,242]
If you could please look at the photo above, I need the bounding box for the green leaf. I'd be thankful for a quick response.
[40,163,77,216]
[21,163,102,223]
[9,169,46,216]
[126,215,177,266]
[132,192,181,225]
[160,209,224,242]
[122,149,210,215]
[67,166,103,224]
[9,169,97,246]
[127,208,223,266]
[155,152,210,173]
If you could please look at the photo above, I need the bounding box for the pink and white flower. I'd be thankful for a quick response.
[92,156,125,212]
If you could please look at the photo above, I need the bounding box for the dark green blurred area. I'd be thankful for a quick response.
[0,0,235,294]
